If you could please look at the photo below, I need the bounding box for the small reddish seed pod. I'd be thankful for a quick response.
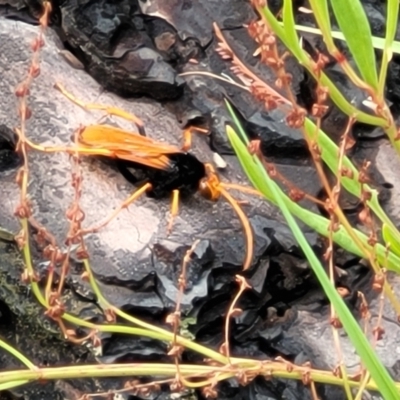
[15,84,30,97]
[333,50,346,64]
[373,326,385,340]
[76,246,89,260]
[286,363,294,373]
[340,167,354,179]
[14,204,31,219]
[330,317,342,329]
[265,35,275,45]
[54,249,66,264]
[104,309,116,323]
[42,245,53,259]
[247,21,259,39]
[265,98,278,110]
[65,206,75,220]
[372,273,384,292]
[31,37,45,52]
[289,189,305,202]
[29,63,40,78]
[247,140,261,155]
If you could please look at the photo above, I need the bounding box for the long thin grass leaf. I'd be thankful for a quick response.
[281,0,301,55]
[377,0,399,96]
[226,124,399,400]
[382,223,400,258]
[278,23,400,54]
[330,0,378,89]
[308,0,335,50]
[258,6,385,127]
[225,100,400,272]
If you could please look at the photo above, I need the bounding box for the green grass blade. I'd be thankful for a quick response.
[308,0,336,50]
[330,0,378,89]
[384,0,399,51]
[382,223,400,258]
[281,0,301,55]
[225,100,400,273]
[257,5,385,127]
[226,125,399,399]
[303,118,400,242]
[377,0,399,96]
[278,22,400,54]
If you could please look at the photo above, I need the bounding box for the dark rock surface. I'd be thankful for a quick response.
[59,1,185,100]
[0,0,400,398]
[0,18,324,400]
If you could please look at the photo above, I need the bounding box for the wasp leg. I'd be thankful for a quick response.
[182,126,209,152]
[54,83,146,136]
[79,182,152,236]
[167,189,180,235]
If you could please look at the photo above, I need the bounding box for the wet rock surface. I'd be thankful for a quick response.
[0,240,110,400]
[0,1,400,399]
[59,1,185,100]
[0,18,319,399]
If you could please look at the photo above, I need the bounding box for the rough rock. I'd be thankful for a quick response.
[0,15,267,328]
[1,2,400,398]
[59,0,185,100]
[0,16,335,400]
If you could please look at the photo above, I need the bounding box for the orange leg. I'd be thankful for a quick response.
[200,163,255,271]
[167,189,180,235]
[78,182,152,236]
[79,185,181,238]
[54,83,146,136]
[182,126,209,152]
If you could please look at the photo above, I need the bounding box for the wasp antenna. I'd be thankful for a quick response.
[219,187,254,271]
[24,138,69,154]
[54,82,146,136]
[167,189,180,236]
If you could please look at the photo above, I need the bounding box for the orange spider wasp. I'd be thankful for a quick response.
[25,83,259,271]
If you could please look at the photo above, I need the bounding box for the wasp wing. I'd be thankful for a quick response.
[77,125,182,170]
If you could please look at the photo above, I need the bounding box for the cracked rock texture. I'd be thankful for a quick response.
[1,4,400,398]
